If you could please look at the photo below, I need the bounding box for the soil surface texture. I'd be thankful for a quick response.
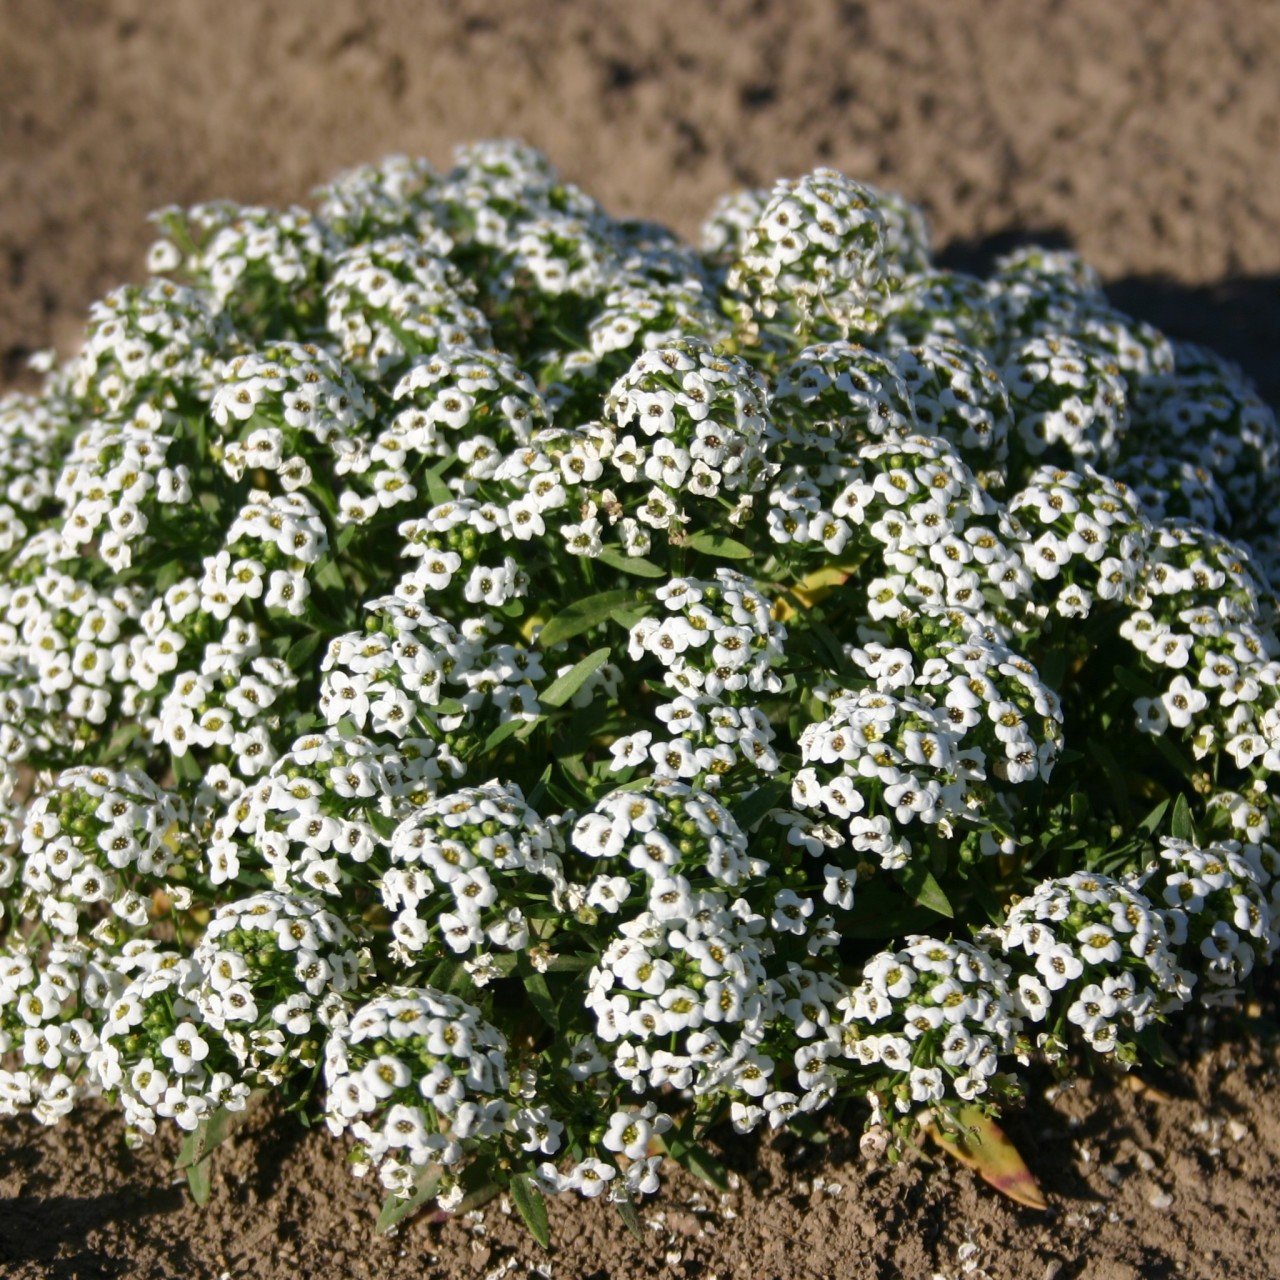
[2,2,1279,1277]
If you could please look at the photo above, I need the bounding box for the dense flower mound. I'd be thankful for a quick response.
[2,143,1280,1230]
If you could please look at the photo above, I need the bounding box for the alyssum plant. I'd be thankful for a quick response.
[2,141,1278,1238]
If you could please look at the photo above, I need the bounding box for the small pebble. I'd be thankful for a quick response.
[1227,1120,1249,1142]
[1149,1190,1174,1209]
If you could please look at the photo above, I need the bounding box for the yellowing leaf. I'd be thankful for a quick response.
[921,1107,1047,1211]
[1124,1075,1177,1104]
[773,563,860,621]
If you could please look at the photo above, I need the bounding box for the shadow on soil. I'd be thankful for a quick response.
[0,1185,188,1278]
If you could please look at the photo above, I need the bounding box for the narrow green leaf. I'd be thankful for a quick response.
[1137,797,1171,838]
[685,531,752,560]
[477,718,527,756]
[314,559,346,592]
[515,716,544,740]
[175,1116,214,1171]
[1113,663,1158,698]
[539,589,639,648]
[527,762,553,811]
[896,862,955,918]
[541,647,611,709]
[426,956,469,995]
[102,721,142,763]
[156,559,187,593]
[597,548,666,578]
[1086,737,1132,820]
[518,961,560,1030]
[376,1163,443,1234]
[284,631,322,670]
[1150,731,1195,780]
[172,749,202,784]
[1170,793,1197,844]
[730,779,791,832]
[611,603,651,630]
[423,457,456,508]
[177,1127,201,1171]
[661,1127,729,1190]
[615,1196,645,1244]
[1036,647,1069,693]
[510,1173,551,1249]
[176,1094,266,1168]
[186,1157,212,1207]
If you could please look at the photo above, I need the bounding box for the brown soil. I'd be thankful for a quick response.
[2,2,1280,1277]
[3,1014,1279,1280]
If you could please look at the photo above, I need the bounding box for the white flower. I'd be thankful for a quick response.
[160,1023,210,1074]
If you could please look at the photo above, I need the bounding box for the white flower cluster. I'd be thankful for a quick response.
[602,339,771,520]
[839,936,1019,1112]
[323,987,509,1196]
[16,766,194,941]
[1128,836,1276,1004]
[1122,522,1280,770]
[2,143,1279,1230]
[383,781,566,964]
[726,169,887,326]
[989,872,1190,1060]
[93,951,248,1137]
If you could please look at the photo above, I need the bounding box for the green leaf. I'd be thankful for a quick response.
[518,960,560,1030]
[685,531,752,560]
[896,862,955,918]
[527,762,554,811]
[314,559,346,593]
[1137,797,1171,838]
[730,779,791,832]
[1037,647,1069,693]
[175,1094,266,1168]
[615,1196,645,1243]
[186,1157,212,1207]
[510,1173,551,1249]
[376,1163,443,1235]
[539,589,640,649]
[1086,737,1132,821]
[172,749,202,785]
[477,718,528,756]
[102,721,142,763]
[424,462,454,508]
[284,631,323,670]
[155,559,187,593]
[177,1126,200,1170]
[1170,793,1197,844]
[1150,732,1195,780]
[426,956,470,995]
[541,647,611,709]
[661,1126,729,1190]
[611,603,651,630]
[1113,663,1159,698]
[597,548,666,578]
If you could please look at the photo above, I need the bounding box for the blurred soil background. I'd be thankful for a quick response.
[1,2,1279,1277]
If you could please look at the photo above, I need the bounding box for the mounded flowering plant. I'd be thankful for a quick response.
[3,142,1280,1241]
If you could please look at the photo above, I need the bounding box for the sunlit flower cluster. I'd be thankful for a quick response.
[2,145,1278,1233]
